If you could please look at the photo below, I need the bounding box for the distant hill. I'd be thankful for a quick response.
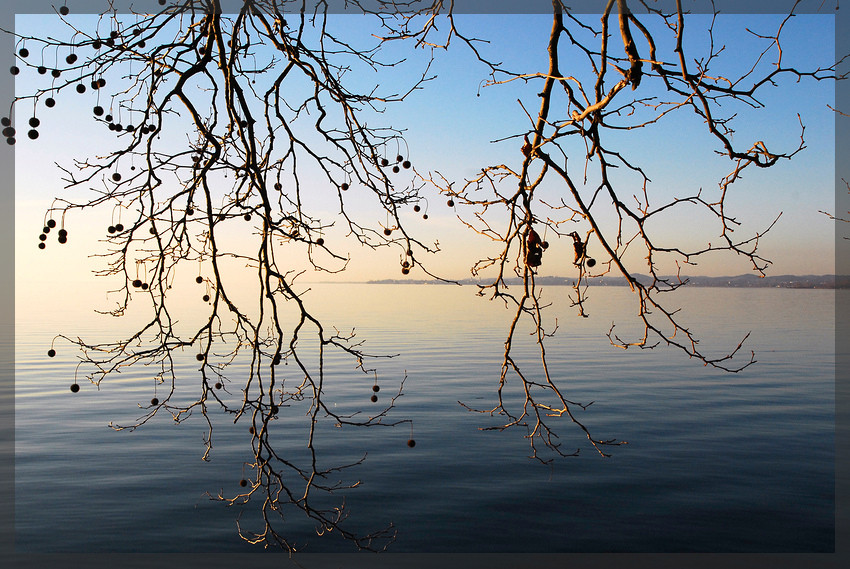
[367,274,849,289]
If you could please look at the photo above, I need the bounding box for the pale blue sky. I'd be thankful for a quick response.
[11,11,838,306]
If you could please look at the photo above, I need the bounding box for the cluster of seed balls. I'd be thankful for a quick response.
[37,219,67,249]
[7,9,161,144]
[380,154,412,174]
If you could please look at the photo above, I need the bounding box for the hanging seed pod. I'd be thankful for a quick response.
[141,283,148,290]
[76,84,86,94]
[48,349,56,357]
[447,199,454,207]
[396,155,404,163]
[196,276,204,284]
[18,47,29,58]
[413,205,421,212]
[45,98,55,108]
[70,383,80,393]
[98,78,106,88]
[316,237,324,246]
[93,106,104,116]
[215,382,222,390]
[104,114,113,122]
[27,130,39,139]
[38,233,47,241]
[51,69,60,78]
[115,223,124,232]
[38,242,46,249]
[407,439,416,447]
[92,40,102,50]
[340,182,349,191]
[59,6,70,16]
[2,126,14,137]
[28,117,40,127]
[381,158,390,167]
[403,160,411,169]
[202,294,210,302]
[65,53,78,64]
[392,165,400,174]
[383,227,392,236]
[10,66,20,75]
[107,226,116,234]
[586,258,597,268]
[150,397,159,406]
[37,66,46,74]
[112,173,121,182]
[43,226,50,233]
[370,395,378,403]
[0,117,8,126]
[372,385,380,393]
[196,353,205,361]
[132,279,142,288]
[47,219,56,228]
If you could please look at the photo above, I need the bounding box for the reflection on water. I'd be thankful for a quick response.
[15,284,835,552]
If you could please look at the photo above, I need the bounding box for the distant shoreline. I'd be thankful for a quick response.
[359,274,848,289]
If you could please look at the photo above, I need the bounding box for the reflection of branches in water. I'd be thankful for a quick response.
[6,0,844,551]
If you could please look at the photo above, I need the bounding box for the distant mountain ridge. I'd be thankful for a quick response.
[367,274,848,288]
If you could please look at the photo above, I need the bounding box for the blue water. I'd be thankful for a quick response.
[14,284,835,552]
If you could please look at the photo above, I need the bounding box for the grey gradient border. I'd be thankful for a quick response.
[1,1,846,568]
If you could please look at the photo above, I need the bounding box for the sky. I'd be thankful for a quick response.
[7,8,840,313]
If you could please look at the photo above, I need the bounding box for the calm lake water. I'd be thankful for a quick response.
[14,284,835,553]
